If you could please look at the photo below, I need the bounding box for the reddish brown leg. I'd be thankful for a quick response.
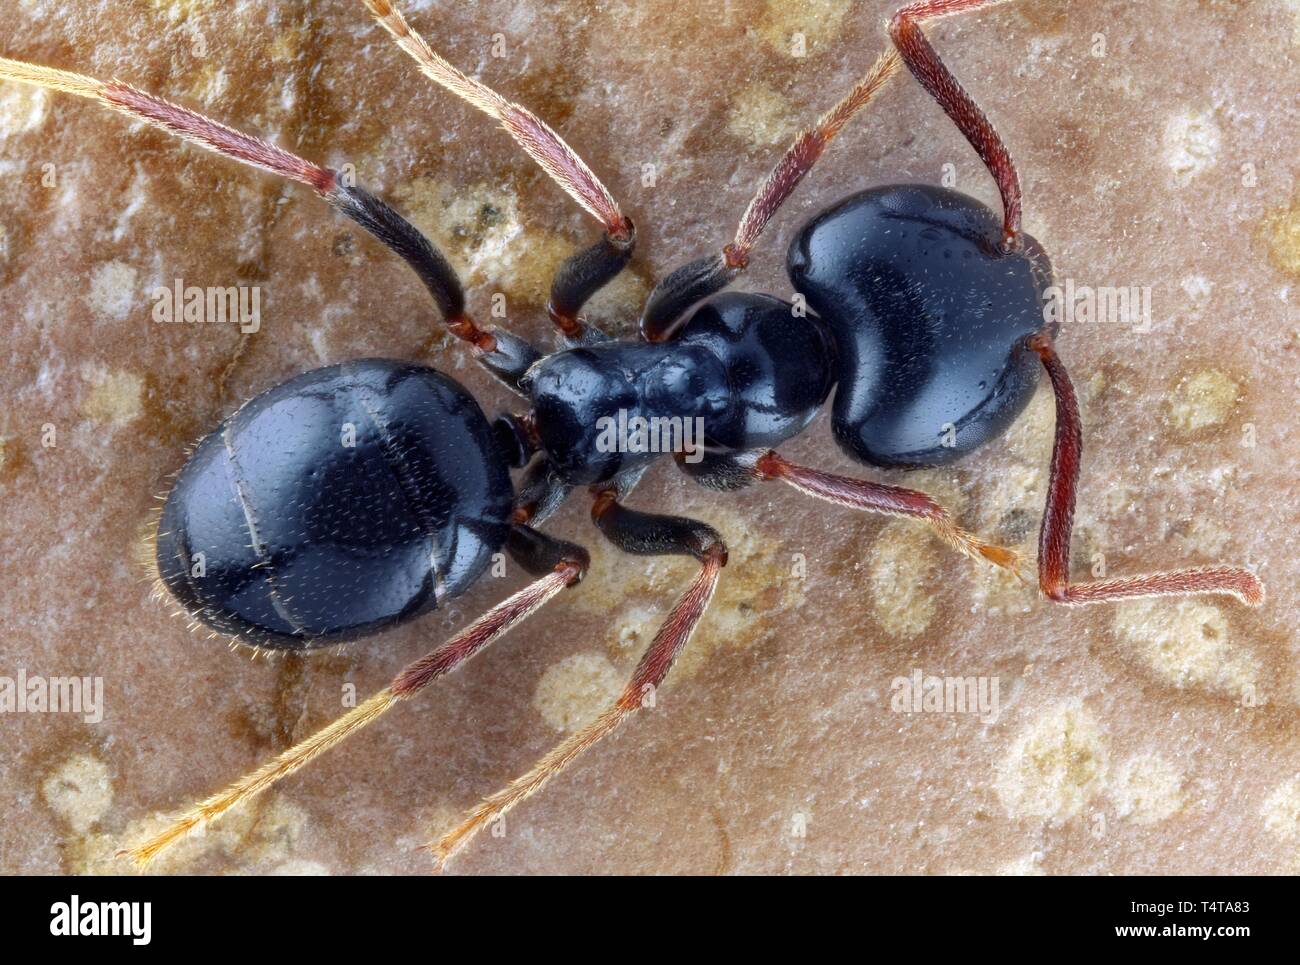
[889,0,1022,250]
[755,451,1024,576]
[123,535,586,867]
[430,496,728,868]
[727,48,903,272]
[1030,335,1264,607]
[0,58,335,193]
[361,0,634,343]
[362,0,629,241]
[640,47,903,341]
[0,56,499,352]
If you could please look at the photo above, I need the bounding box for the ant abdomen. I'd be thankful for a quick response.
[155,359,513,649]
[788,184,1055,469]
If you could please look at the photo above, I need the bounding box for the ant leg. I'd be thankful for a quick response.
[361,1,630,241]
[326,181,496,351]
[888,0,1023,250]
[547,226,637,345]
[511,457,574,529]
[0,57,528,358]
[1028,335,1264,607]
[359,1,636,345]
[754,450,1024,576]
[675,447,766,492]
[589,486,725,560]
[641,50,903,341]
[430,489,727,867]
[122,526,588,867]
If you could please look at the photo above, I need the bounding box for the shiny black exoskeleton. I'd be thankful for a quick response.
[527,183,1053,480]
[157,360,512,649]
[161,184,1051,648]
[789,184,1054,468]
[526,292,836,484]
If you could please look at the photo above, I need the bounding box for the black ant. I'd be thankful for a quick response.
[0,0,1264,870]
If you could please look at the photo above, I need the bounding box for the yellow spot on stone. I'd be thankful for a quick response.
[1173,517,1231,558]
[1261,777,1300,841]
[1111,599,1258,698]
[239,794,312,866]
[727,85,799,148]
[869,519,937,639]
[83,369,144,426]
[970,562,1037,616]
[1180,274,1214,309]
[1166,369,1238,435]
[269,28,304,63]
[145,0,213,22]
[86,260,139,321]
[693,516,803,654]
[188,65,230,107]
[1261,192,1300,280]
[966,394,1050,606]
[996,703,1108,822]
[612,603,661,654]
[270,859,330,875]
[1107,754,1186,825]
[983,461,1045,524]
[1285,0,1300,46]
[42,753,113,834]
[394,179,521,284]
[753,0,851,56]
[74,792,311,875]
[1001,383,1056,466]
[996,852,1045,876]
[573,499,804,682]
[393,177,646,327]
[534,652,622,732]
[0,82,49,136]
[1162,110,1220,187]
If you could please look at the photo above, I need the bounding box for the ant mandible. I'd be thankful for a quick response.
[0,0,1264,870]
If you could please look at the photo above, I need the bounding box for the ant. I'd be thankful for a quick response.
[1,0,1264,871]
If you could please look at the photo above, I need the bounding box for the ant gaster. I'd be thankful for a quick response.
[0,0,1264,869]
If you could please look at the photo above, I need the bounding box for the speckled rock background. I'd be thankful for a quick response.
[1,0,1298,875]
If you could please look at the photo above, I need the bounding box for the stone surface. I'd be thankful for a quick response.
[1,0,1298,875]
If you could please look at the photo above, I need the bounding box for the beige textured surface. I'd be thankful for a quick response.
[1,0,1297,875]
